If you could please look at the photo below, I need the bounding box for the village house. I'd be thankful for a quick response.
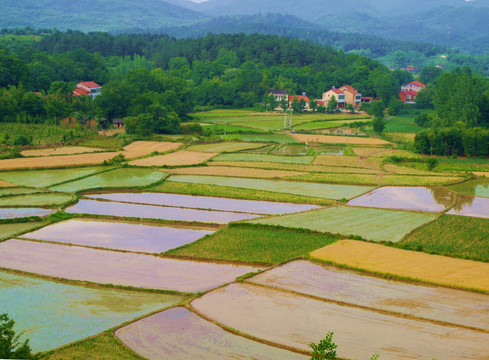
[322,87,346,109]
[401,80,426,93]
[73,81,102,99]
[288,94,310,110]
[268,90,288,110]
[340,85,362,109]
[399,80,426,104]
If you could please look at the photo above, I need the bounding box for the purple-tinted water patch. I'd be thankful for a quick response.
[19,219,213,253]
[65,200,260,223]
[0,208,54,219]
[348,186,453,212]
[87,192,320,214]
[447,196,489,219]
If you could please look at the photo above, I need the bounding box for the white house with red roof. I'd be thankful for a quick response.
[400,80,426,103]
[401,80,426,93]
[322,87,346,109]
[288,94,310,110]
[73,81,102,99]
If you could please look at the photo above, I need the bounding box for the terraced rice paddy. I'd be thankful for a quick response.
[0,208,55,219]
[0,180,16,187]
[447,196,489,219]
[348,186,453,212]
[0,152,120,170]
[169,165,307,179]
[212,153,315,164]
[0,193,74,206]
[0,187,42,196]
[122,141,183,158]
[191,282,489,360]
[129,151,216,167]
[249,206,436,242]
[0,240,262,292]
[116,307,306,360]
[249,260,489,331]
[448,178,489,198]
[50,168,165,193]
[169,175,373,200]
[311,240,489,292]
[211,161,379,174]
[19,219,213,253]
[240,133,298,143]
[0,221,47,240]
[314,154,382,169]
[87,192,319,215]
[290,133,391,145]
[400,214,489,261]
[21,146,104,157]
[186,142,267,153]
[66,199,261,223]
[352,147,418,158]
[0,271,185,351]
[0,167,108,188]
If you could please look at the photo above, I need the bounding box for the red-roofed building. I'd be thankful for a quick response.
[73,81,102,99]
[401,80,426,93]
[288,95,310,110]
[322,87,346,109]
[340,85,362,109]
[399,90,418,104]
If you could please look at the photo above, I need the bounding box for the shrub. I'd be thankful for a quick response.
[0,313,37,359]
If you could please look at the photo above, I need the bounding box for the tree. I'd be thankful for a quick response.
[346,103,355,113]
[309,99,318,112]
[366,101,385,118]
[372,117,385,134]
[327,95,338,113]
[0,314,37,359]
[263,94,277,111]
[317,105,326,113]
[310,332,378,360]
[387,97,402,116]
[280,97,289,111]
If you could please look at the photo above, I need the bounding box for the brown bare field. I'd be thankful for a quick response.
[290,133,391,145]
[21,146,104,157]
[352,147,418,158]
[0,152,120,170]
[168,166,307,179]
[473,172,489,177]
[0,180,17,187]
[122,141,183,159]
[314,155,382,170]
[211,161,379,174]
[129,151,217,167]
[311,240,489,292]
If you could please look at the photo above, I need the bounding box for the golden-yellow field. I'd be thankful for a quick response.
[169,166,307,178]
[21,146,104,157]
[290,133,391,145]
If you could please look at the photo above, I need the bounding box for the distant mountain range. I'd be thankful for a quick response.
[2,0,489,53]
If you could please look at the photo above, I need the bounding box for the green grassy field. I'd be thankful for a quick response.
[150,181,333,205]
[240,133,299,143]
[212,153,315,164]
[211,161,379,174]
[448,179,489,197]
[167,223,339,264]
[0,167,109,188]
[288,173,379,185]
[381,175,465,186]
[169,175,373,200]
[201,124,265,134]
[50,168,166,193]
[0,221,48,241]
[399,214,489,262]
[384,110,426,134]
[186,142,268,153]
[249,206,437,242]
[0,187,42,197]
[293,119,370,130]
[0,193,75,206]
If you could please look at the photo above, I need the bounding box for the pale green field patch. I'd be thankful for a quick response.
[212,153,315,164]
[186,142,268,153]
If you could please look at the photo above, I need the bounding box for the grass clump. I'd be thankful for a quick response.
[166,223,339,264]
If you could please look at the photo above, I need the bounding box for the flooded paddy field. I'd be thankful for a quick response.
[0,167,108,188]
[169,175,374,200]
[0,207,55,219]
[65,199,261,223]
[169,165,308,179]
[447,195,489,219]
[249,206,436,242]
[250,260,489,331]
[448,178,489,198]
[192,282,489,360]
[116,307,306,360]
[50,168,166,193]
[86,192,320,215]
[311,240,489,292]
[348,186,453,212]
[0,271,185,352]
[19,219,213,253]
[0,240,262,292]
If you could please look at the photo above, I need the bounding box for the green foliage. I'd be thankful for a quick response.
[372,117,385,134]
[387,97,402,116]
[414,113,431,128]
[364,101,385,118]
[310,332,337,360]
[426,157,438,171]
[0,313,37,359]
[327,95,338,113]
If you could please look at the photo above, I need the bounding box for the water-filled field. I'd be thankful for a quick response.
[66,199,261,223]
[212,153,315,164]
[348,186,453,212]
[0,193,74,206]
[169,175,373,200]
[311,240,489,292]
[0,271,185,352]
[249,206,436,242]
[186,142,268,153]
[50,168,166,193]
[447,196,489,219]
[0,167,108,188]
[191,283,489,360]
[87,192,320,215]
[448,178,489,198]
[250,260,489,331]
[19,219,213,253]
[129,151,216,167]
[0,207,55,219]
[170,165,307,179]
[116,307,306,360]
[0,240,263,292]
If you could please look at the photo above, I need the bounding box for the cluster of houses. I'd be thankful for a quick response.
[72,81,102,99]
[399,80,426,104]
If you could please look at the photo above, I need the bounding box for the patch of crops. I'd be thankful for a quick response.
[187,142,268,153]
[0,221,47,240]
[50,168,166,193]
[0,187,42,197]
[169,175,373,200]
[211,161,379,174]
[212,153,315,164]
[448,179,489,198]
[240,133,299,143]
[0,167,108,188]
[249,206,436,242]
[400,214,489,261]
[288,173,378,185]
[0,193,75,206]
[381,175,464,186]
[293,119,370,130]
[167,223,339,264]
